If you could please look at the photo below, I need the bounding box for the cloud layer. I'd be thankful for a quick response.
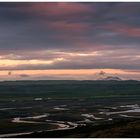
[0,2,140,80]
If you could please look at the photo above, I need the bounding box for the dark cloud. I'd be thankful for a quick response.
[8,71,12,76]
[99,71,106,75]
[0,2,140,72]
[19,74,30,77]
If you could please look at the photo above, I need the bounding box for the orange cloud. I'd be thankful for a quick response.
[0,58,65,67]
[0,69,133,76]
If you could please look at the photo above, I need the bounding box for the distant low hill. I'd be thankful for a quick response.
[0,80,140,100]
[99,76,122,81]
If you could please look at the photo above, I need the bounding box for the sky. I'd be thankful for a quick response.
[0,2,140,81]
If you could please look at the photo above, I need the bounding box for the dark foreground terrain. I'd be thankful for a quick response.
[0,80,140,138]
[14,119,140,138]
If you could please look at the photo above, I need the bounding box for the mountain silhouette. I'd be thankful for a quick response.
[99,76,122,81]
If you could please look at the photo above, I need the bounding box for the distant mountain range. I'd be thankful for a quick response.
[98,76,122,81]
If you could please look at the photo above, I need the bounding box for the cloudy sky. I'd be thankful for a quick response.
[0,2,140,80]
